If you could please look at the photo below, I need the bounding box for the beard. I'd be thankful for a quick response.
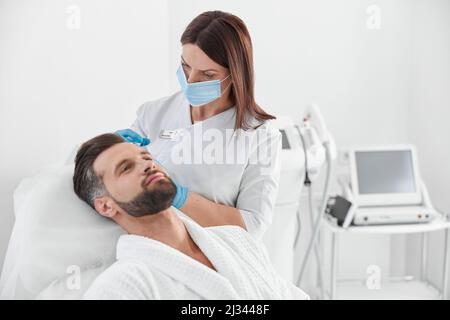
[113,171,177,217]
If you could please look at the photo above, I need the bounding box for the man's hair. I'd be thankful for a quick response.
[73,133,124,208]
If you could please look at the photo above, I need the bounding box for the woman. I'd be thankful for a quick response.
[119,10,281,239]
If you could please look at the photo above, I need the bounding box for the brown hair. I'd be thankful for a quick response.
[181,10,275,130]
[73,133,124,208]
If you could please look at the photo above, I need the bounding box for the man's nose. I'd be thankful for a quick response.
[142,159,156,174]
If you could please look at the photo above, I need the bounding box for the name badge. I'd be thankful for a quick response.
[159,129,183,141]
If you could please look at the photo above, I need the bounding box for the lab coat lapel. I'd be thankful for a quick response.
[116,234,240,300]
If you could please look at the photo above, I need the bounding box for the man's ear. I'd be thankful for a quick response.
[94,196,118,218]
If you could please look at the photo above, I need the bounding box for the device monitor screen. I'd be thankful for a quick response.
[350,146,422,206]
[355,150,416,194]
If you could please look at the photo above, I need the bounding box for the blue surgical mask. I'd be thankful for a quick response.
[176,65,231,107]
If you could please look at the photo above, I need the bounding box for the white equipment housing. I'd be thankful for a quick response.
[264,106,336,283]
[263,116,305,283]
[343,145,439,226]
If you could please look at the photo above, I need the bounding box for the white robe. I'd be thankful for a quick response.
[83,216,309,300]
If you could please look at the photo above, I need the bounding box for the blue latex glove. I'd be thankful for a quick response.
[172,182,189,209]
[116,129,150,147]
[153,158,188,209]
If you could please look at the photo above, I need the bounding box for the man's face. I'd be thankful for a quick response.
[93,142,176,216]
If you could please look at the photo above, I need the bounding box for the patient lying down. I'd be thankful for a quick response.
[73,133,309,300]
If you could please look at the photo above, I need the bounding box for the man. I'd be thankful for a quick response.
[73,133,309,299]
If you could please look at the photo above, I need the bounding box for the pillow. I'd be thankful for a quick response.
[0,163,125,299]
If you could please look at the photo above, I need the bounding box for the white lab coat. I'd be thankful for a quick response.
[83,214,309,300]
[131,91,281,239]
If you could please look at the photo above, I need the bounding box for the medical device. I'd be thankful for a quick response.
[264,105,336,298]
[263,116,305,283]
[324,195,355,228]
[294,105,336,297]
[343,145,439,226]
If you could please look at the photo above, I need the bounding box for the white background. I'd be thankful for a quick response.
[0,0,449,298]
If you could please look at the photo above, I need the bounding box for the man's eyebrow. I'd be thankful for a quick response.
[113,151,152,175]
[181,55,218,72]
[140,150,152,157]
[114,159,129,176]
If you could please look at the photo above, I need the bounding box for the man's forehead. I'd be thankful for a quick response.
[93,143,145,176]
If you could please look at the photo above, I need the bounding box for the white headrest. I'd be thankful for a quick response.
[0,163,125,299]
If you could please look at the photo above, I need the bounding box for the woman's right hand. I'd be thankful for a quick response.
[115,129,150,147]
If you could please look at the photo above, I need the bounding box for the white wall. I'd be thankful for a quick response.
[406,0,450,296]
[0,0,171,270]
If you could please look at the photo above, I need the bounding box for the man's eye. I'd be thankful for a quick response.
[204,73,214,79]
[122,164,131,173]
